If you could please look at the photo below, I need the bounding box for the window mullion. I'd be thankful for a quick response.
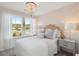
[22,17,25,36]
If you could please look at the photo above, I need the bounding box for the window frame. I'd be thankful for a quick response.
[10,15,23,38]
[10,15,33,38]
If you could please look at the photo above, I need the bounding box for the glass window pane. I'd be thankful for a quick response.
[11,16,22,37]
[25,18,31,34]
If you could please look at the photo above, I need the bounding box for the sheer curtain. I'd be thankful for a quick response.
[31,18,36,35]
[0,12,14,51]
[0,11,4,51]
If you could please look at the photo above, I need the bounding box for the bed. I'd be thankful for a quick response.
[14,24,64,56]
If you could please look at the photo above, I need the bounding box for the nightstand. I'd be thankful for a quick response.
[58,39,76,55]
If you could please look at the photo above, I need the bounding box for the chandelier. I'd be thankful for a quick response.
[24,2,38,17]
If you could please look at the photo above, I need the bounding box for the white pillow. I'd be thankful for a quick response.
[45,28,54,39]
[53,29,60,39]
[37,33,44,38]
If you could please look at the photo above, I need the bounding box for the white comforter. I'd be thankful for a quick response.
[15,36,57,56]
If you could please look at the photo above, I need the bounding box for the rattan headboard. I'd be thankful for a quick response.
[46,24,65,39]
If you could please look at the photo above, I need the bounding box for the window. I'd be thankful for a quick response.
[24,18,31,34]
[11,16,22,37]
[10,15,36,38]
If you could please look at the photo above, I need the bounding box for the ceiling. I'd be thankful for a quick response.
[0,2,74,16]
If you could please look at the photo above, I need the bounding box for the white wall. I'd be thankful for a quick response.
[38,3,79,28]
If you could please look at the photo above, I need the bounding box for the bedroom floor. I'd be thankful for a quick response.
[55,51,73,56]
[0,49,73,56]
[0,48,15,56]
